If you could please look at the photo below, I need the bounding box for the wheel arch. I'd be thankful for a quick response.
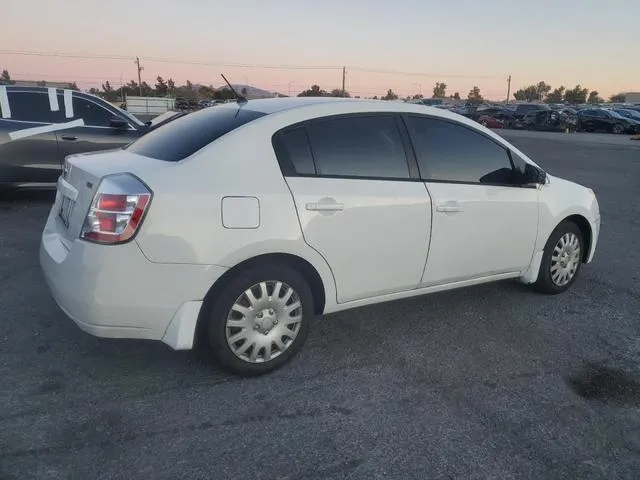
[194,252,327,347]
[557,214,592,263]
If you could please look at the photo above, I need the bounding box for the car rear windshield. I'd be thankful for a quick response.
[125,106,267,161]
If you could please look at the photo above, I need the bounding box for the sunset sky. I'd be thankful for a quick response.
[2,0,639,99]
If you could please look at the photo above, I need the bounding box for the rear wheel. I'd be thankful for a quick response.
[534,221,583,295]
[203,264,313,376]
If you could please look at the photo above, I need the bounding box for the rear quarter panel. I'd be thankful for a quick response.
[132,112,339,306]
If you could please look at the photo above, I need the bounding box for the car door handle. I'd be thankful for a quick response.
[305,202,344,212]
[436,202,463,213]
[60,135,77,141]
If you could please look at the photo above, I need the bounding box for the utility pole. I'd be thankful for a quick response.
[506,74,512,103]
[342,66,346,97]
[135,57,144,96]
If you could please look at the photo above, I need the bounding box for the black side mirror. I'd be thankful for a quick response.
[523,163,546,185]
[109,117,130,130]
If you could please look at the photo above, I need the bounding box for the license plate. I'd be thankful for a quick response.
[58,195,75,228]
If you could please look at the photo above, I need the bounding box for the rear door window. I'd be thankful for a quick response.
[126,106,267,161]
[304,115,410,179]
[6,91,64,123]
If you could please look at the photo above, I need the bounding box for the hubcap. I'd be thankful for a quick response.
[225,280,303,363]
[550,232,581,287]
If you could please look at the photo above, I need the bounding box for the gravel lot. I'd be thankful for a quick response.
[1,131,640,480]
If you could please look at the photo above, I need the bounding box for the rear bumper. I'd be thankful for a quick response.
[39,208,227,348]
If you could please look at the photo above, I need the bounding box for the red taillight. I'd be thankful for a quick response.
[80,174,152,245]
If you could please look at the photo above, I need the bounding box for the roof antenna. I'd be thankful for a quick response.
[221,74,247,104]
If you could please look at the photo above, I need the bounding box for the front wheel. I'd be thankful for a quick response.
[612,123,625,134]
[203,264,313,376]
[534,221,584,295]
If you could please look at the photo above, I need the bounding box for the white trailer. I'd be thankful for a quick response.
[124,95,175,116]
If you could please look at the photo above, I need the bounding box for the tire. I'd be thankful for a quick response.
[612,123,624,135]
[534,221,584,295]
[203,264,313,376]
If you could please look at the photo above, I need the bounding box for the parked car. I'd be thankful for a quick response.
[477,114,504,128]
[577,108,640,134]
[611,108,640,122]
[0,86,158,191]
[512,104,551,128]
[40,97,601,375]
[519,109,577,132]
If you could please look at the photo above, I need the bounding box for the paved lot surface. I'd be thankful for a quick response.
[1,131,640,479]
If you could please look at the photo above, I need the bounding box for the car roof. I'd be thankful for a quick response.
[213,96,473,121]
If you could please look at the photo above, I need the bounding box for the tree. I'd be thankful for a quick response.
[513,85,539,102]
[185,80,193,90]
[36,80,47,87]
[432,82,447,98]
[329,88,350,97]
[88,88,100,95]
[241,87,248,97]
[545,86,565,104]
[564,85,589,104]
[609,93,625,103]
[452,92,460,100]
[467,86,483,103]
[536,81,551,101]
[167,78,176,96]
[215,87,236,100]
[0,69,13,85]
[101,80,118,101]
[587,91,603,104]
[382,89,398,101]
[68,82,79,91]
[297,85,328,97]
[412,94,424,100]
[155,76,168,96]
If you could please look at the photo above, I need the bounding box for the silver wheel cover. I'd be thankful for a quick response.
[550,232,581,287]
[225,280,303,363]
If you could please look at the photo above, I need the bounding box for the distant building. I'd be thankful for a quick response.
[625,92,640,104]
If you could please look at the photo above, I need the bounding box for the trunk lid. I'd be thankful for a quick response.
[53,149,170,245]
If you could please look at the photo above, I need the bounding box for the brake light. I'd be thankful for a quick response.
[80,174,152,245]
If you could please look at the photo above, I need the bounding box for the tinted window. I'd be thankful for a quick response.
[6,92,63,123]
[126,106,266,162]
[408,116,517,185]
[305,115,409,179]
[72,96,114,127]
[276,127,316,175]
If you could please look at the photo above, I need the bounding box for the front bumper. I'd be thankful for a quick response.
[39,208,227,347]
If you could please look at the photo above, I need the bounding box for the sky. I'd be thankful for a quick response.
[2,0,639,99]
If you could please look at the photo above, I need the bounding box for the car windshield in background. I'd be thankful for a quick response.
[125,106,267,161]
[608,110,626,120]
[616,109,640,120]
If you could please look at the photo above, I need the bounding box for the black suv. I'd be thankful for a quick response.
[0,86,163,191]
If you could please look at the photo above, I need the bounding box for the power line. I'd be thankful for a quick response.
[348,66,504,79]
[0,49,503,78]
[0,49,342,71]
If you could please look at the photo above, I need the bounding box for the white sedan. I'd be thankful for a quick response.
[40,97,601,375]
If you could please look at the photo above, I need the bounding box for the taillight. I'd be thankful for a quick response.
[80,174,152,245]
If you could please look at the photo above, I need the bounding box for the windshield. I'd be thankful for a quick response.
[616,109,640,120]
[608,110,626,120]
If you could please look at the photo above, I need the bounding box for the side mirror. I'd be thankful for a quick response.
[523,163,546,185]
[109,117,130,130]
